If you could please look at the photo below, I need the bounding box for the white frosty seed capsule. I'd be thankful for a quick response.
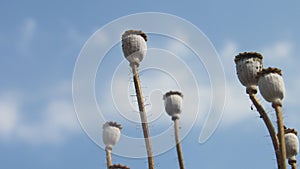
[285,132,299,159]
[102,121,122,149]
[163,91,183,119]
[121,30,147,67]
[234,52,263,93]
[258,67,285,106]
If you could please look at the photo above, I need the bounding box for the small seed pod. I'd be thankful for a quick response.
[285,132,299,159]
[258,67,285,106]
[109,164,130,169]
[121,30,147,67]
[163,91,183,119]
[234,52,263,93]
[102,121,122,149]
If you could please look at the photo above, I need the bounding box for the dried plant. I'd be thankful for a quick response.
[258,67,287,168]
[285,128,299,169]
[163,91,185,169]
[235,52,299,169]
[100,32,299,169]
[122,30,155,169]
[102,121,122,168]
[109,164,131,169]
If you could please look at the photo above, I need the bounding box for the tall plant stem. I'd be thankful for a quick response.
[274,104,287,169]
[288,158,297,169]
[132,64,155,169]
[173,117,185,169]
[248,90,280,168]
[105,147,112,169]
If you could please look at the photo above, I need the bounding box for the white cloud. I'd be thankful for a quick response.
[222,83,254,125]
[19,18,37,54]
[0,93,20,139]
[219,41,239,59]
[261,41,293,61]
[218,40,239,76]
[17,99,79,144]
[0,81,81,144]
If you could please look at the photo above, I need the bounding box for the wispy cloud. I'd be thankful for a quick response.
[17,99,79,144]
[0,93,20,140]
[18,18,37,54]
[261,40,293,61]
[0,81,81,144]
[217,40,252,125]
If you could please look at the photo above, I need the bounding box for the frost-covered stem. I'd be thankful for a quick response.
[288,159,297,169]
[132,64,155,169]
[173,117,185,169]
[248,90,280,168]
[106,147,113,169]
[274,104,287,169]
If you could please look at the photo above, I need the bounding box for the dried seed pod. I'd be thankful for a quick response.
[285,132,299,159]
[102,121,122,149]
[234,52,263,93]
[121,30,147,67]
[163,91,183,119]
[109,164,130,169]
[258,67,285,106]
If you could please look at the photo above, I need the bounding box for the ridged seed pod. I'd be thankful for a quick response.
[102,121,122,149]
[121,30,147,67]
[258,67,285,106]
[163,91,183,119]
[285,132,299,159]
[234,52,263,92]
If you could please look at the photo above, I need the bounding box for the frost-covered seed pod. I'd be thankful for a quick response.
[234,52,263,92]
[102,121,122,149]
[285,133,299,159]
[258,67,285,106]
[163,91,183,119]
[122,30,147,67]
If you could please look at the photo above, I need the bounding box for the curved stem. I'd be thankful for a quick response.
[173,117,185,169]
[248,92,280,168]
[105,147,112,169]
[274,104,287,169]
[132,65,155,169]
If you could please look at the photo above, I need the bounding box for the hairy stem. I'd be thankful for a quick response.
[132,64,155,169]
[274,104,287,169]
[248,91,280,168]
[173,117,185,169]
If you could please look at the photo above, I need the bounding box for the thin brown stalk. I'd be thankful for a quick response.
[247,90,280,168]
[106,147,113,169]
[173,117,185,169]
[132,64,155,169]
[274,104,287,169]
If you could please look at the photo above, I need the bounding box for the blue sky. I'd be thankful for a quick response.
[1,1,300,169]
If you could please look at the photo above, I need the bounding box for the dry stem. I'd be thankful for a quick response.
[132,64,155,169]
[248,90,280,168]
[274,104,287,169]
[106,147,113,169]
[173,117,185,169]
